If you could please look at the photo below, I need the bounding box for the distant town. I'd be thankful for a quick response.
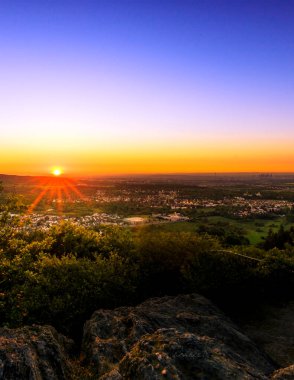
[2,174,294,244]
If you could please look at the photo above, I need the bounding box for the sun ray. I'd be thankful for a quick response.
[62,184,73,202]
[57,186,63,216]
[27,186,50,214]
[24,170,87,222]
[64,179,88,202]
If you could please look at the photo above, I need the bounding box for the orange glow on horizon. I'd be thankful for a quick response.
[1,136,294,176]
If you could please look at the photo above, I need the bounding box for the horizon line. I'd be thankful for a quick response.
[1,171,294,179]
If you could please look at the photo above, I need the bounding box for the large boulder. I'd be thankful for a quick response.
[0,325,74,380]
[82,293,276,379]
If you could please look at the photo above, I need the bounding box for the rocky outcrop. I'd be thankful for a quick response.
[0,325,74,380]
[82,293,276,379]
[270,365,294,379]
[1,294,292,379]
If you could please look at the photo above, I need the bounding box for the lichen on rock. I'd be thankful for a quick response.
[0,325,74,380]
[82,293,276,379]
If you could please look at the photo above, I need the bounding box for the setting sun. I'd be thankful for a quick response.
[52,168,62,176]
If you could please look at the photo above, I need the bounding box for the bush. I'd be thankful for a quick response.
[0,205,293,341]
[181,250,257,298]
[3,253,137,339]
[134,231,220,298]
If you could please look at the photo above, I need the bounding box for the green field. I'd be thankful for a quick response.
[136,215,294,246]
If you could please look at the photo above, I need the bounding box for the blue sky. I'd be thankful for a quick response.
[0,1,294,174]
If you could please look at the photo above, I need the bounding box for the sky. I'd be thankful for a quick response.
[0,0,294,176]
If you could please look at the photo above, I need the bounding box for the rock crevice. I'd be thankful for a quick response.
[1,294,293,379]
[82,294,276,379]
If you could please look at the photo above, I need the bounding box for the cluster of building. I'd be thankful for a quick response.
[170,197,292,215]
[229,198,293,218]
[93,189,292,216]
[94,189,179,207]
[12,188,294,230]
[19,211,190,230]
[77,213,123,227]
[20,213,124,230]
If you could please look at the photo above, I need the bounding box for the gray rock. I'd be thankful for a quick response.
[100,368,123,380]
[0,325,74,380]
[82,293,276,379]
[271,365,294,380]
[115,328,271,380]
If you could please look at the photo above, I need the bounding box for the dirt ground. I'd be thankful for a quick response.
[240,301,294,367]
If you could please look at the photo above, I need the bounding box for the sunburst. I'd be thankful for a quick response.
[26,169,88,216]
